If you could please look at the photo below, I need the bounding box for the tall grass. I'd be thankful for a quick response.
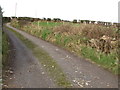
[41,29,52,40]
[81,46,118,74]
[0,30,2,68]
[2,31,10,66]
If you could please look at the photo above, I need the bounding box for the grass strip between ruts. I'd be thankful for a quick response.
[5,26,72,88]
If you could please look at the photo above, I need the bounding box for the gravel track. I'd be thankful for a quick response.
[6,24,118,88]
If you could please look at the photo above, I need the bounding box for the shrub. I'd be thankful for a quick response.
[47,18,51,21]
[72,19,77,23]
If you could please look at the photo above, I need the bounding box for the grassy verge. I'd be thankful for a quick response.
[2,30,11,86]
[80,46,119,74]
[0,30,2,85]
[2,31,10,67]
[10,20,119,74]
[0,30,2,68]
[6,26,72,88]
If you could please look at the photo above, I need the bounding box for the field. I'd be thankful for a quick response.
[10,19,119,74]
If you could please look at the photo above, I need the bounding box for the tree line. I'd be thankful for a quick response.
[2,16,118,27]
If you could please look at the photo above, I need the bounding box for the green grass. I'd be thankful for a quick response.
[0,30,2,68]
[2,31,10,67]
[41,29,52,40]
[0,30,2,84]
[6,26,72,88]
[81,46,119,74]
[2,30,11,86]
[33,21,62,28]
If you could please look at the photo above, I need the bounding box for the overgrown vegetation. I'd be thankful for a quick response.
[2,31,10,67]
[6,26,72,88]
[81,46,118,74]
[0,30,2,68]
[10,19,119,74]
[2,30,11,86]
[0,30,2,86]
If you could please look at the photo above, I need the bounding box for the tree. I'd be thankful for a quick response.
[43,18,46,21]
[47,18,51,21]
[53,18,57,22]
[84,20,90,24]
[91,21,96,24]
[80,20,84,23]
[53,18,61,22]
[3,17,11,23]
[72,19,77,23]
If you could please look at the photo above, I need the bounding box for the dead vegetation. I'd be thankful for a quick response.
[54,23,119,54]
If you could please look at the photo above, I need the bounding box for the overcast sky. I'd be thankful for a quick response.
[0,0,119,22]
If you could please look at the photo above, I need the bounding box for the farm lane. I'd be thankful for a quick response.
[3,27,57,88]
[6,23,118,88]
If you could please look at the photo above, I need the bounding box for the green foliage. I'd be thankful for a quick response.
[10,19,20,28]
[79,36,89,44]
[47,18,51,21]
[2,31,9,66]
[63,36,71,45]
[72,19,77,23]
[41,29,52,40]
[55,33,62,44]
[81,46,97,60]
[0,31,2,68]
[81,46,118,74]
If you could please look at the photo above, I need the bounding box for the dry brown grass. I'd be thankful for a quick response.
[53,23,119,54]
[53,24,73,33]
[53,24,117,39]
[80,24,117,39]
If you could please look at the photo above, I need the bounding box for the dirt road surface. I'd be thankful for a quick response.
[5,24,118,88]
[3,27,57,88]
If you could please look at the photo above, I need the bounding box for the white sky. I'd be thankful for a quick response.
[0,0,119,22]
